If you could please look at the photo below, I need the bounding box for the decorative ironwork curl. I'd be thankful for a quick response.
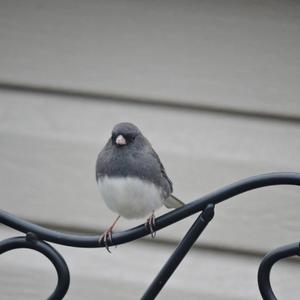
[258,242,300,300]
[1,172,300,299]
[0,233,70,300]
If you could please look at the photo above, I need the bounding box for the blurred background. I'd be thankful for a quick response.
[1,1,300,299]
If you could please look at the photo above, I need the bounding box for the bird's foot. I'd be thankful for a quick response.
[98,215,120,253]
[145,212,156,238]
[98,227,114,253]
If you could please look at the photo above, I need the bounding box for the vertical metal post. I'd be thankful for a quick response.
[141,204,215,300]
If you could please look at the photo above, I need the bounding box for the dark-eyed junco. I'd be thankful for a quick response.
[96,122,184,251]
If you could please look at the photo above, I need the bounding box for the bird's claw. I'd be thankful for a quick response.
[98,228,113,253]
[145,213,156,238]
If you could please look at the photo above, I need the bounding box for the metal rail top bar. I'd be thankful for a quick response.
[1,172,300,248]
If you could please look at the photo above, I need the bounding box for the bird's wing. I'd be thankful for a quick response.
[164,194,185,208]
[149,147,185,208]
[149,148,173,192]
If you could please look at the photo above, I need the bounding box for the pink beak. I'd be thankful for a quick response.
[116,135,127,145]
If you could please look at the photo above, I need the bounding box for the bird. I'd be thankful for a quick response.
[96,122,184,251]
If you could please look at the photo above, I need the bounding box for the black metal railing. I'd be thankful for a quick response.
[1,172,300,299]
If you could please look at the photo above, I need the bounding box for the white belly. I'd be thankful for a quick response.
[97,176,164,219]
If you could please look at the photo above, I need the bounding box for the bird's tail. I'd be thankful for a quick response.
[164,194,185,209]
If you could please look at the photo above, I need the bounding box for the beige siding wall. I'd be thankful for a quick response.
[0,0,299,118]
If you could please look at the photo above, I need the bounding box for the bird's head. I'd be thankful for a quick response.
[111,122,141,147]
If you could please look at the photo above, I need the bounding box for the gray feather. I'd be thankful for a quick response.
[164,194,185,209]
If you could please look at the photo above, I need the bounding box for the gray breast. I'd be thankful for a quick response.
[96,143,172,199]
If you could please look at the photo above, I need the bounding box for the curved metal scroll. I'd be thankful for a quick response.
[1,172,300,299]
[0,233,70,300]
[258,242,300,300]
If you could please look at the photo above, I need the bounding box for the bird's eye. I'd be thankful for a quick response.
[125,134,135,143]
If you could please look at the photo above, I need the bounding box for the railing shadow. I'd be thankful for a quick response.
[1,172,300,299]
